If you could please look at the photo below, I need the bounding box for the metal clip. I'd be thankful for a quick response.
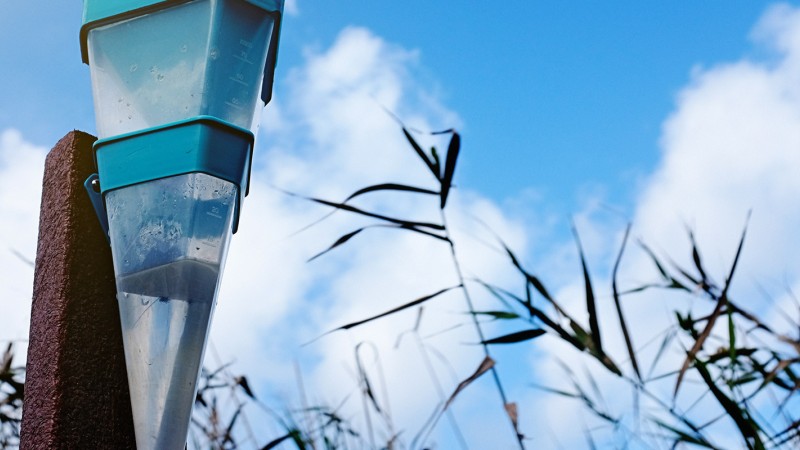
[83,173,110,242]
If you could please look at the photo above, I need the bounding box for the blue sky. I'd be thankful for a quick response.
[2,1,800,449]
[292,2,777,206]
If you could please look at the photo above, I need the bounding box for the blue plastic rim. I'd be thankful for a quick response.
[82,0,281,23]
[93,116,254,233]
[82,0,284,234]
[80,0,283,104]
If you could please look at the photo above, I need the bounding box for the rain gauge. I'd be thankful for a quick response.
[80,0,283,447]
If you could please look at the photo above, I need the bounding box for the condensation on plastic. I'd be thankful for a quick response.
[87,0,274,138]
[106,172,236,279]
[105,173,236,450]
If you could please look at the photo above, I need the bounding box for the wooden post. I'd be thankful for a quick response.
[20,131,135,449]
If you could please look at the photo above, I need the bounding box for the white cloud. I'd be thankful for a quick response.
[283,0,299,16]
[0,129,47,351]
[524,4,800,448]
[635,4,800,310]
[209,26,526,447]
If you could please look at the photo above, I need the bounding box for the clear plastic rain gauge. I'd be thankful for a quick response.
[80,0,283,448]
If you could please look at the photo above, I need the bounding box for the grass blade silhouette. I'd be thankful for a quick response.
[481,329,546,345]
[652,419,715,448]
[309,196,445,231]
[327,286,461,333]
[402,128,440,180]
[343,183,439,202]
[308,224,449,262]
[573,224,603,356]
[440,132,460,209]
[611,224,641,382]
[675,215,749,397]
[694,359,764,449]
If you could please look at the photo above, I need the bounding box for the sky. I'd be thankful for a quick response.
[2,1,800,449]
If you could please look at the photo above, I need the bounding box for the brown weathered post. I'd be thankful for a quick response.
[20,131,135,448]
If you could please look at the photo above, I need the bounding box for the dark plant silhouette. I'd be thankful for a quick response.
[276,120,799,449]
[0,343,23,449]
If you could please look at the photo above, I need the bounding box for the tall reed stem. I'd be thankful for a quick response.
[440,209,526,450]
